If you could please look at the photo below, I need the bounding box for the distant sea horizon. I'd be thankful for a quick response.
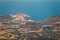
[0,1,60,20]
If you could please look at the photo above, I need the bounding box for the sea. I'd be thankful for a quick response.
[0,0,60,20]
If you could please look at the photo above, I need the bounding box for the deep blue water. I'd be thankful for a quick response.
[0,0,60,20]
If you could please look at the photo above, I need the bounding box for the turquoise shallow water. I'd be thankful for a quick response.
[0,1,60,20]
